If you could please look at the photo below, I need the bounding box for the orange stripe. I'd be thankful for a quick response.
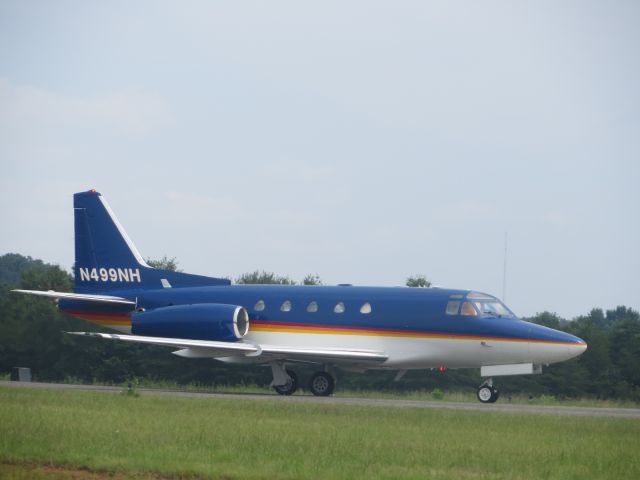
[86,318,131,325]
[64,310,131,326]
[250,323,580,345]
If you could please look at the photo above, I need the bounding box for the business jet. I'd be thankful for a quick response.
[14,190,587,403]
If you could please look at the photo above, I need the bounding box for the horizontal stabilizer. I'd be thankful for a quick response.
[12,289,136,305]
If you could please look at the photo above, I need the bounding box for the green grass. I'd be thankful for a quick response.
[1,386,639,480]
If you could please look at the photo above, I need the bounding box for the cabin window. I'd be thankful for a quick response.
[281,300,292,312]
[360,302,372,314]
[461,301,478,316]
[446,300,460,315]
[254,300,265,311]
[307,301,318,313]
[334,302,345,313]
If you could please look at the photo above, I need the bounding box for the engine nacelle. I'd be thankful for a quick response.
[131,303,249,342]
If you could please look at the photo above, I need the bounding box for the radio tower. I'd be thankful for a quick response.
[502,232,508,302]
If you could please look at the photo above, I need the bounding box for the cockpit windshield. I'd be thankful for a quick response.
[445,292,516,318]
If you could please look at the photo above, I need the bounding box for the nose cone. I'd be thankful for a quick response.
[528,323,587,364]
[561,332,588,360]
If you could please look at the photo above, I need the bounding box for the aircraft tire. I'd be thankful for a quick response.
[477,385,494,403]
[309,371,335,396]
[273,369,298,396]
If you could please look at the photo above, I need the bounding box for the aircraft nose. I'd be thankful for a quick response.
[569,335,587,358]
[528,323,587,363]
[562,332,588,359]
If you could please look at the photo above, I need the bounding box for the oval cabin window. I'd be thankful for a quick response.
[281,300,292,312]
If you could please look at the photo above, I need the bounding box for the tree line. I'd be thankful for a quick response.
[0,253,638,401]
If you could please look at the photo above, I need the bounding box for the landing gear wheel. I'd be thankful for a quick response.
[309,371,335,396]
[477,385,493,403]
[273,369,298,396]
[477,385,499,403]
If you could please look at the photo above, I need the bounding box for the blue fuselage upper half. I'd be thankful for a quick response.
[59,284,585,347]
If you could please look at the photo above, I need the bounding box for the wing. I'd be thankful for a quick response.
[67,331,388,365]
[258,345,388,365]
[12,289,136,306]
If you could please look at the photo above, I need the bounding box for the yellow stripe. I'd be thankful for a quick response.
[250,325,578,345]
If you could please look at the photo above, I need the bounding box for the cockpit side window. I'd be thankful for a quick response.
[473,301,513,317]
[461,301,478,316]
[446,301,460,315]
[466,292,515,318]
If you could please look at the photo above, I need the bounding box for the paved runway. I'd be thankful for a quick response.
[2,381,639,418]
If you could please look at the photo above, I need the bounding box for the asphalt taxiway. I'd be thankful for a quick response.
[2,381,639,418]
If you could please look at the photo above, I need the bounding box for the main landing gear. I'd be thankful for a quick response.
[270,363,336,396]
[308,371,335,396]
[273,369,298,396]
[477,378,499,403]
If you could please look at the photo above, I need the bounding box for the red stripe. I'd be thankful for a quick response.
[62,309,131,325]
[250,320,582,345]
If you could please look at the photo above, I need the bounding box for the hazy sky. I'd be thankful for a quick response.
[1,1,638,319]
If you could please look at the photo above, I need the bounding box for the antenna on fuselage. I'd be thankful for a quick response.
[502,232,508,302]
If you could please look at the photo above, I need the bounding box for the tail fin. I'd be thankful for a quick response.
[73,190,230,293]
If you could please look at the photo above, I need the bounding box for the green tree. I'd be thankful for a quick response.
[302,274,322,285]
[0,258,89,381]
[236,270,295,285]
[527,311,563,329]
[145,256,181,272]
[0,253,46,284]
[609,316,640,400]
[567,314,615,397]
[20,264,72,291]
[236,271,322,285]
[406,275,431,288]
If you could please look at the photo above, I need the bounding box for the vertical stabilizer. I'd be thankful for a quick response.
[74,190,149,272]
[73,190,230,293]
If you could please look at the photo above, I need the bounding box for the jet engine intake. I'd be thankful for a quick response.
[131,303,249,342]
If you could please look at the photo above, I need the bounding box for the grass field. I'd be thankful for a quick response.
[1,386,639,479]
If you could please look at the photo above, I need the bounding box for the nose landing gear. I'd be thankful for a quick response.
[477,378,499,403]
